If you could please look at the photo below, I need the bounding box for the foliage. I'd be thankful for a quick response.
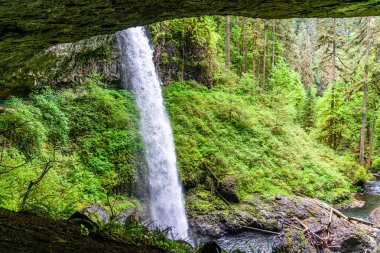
[164,81,367,204]
[99,216,192,253]
[0,75,144,218]
[149,17,218,87]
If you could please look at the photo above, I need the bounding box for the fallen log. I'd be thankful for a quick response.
[240,225,280,235]
[297,195,378,228]
[348,217,374,226]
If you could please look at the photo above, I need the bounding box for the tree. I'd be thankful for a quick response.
[316,18,345,149]
[225,16,231,69]
[317,18,345,90]
[242,17,248,73]
[262,19,268,94]
[272,20,276,72]
[359,18,372,166]
[367,45,380,168]
[296,22,315,88]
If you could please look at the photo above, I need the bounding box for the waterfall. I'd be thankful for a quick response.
[116,27,189,239]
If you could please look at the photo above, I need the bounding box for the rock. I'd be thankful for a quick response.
[189,214,226,237]
[339,233,376,253]
[82,203,151,225]
[336,197,365,209]
[1,0,378,90]
[82,205,111,223]
[370,206,380,225]
[188,195,377,253]
[273,229,317,253]
[217,175,239,203]
[197,241,222,253]
[68,211,98,231]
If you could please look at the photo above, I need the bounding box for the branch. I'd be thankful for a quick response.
[0,121,31,135]
[20,160,61,210]
[0,162,28,176]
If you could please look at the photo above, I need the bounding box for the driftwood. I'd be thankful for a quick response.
[240,225,280,235]
[295,194,380,229]
[348,217,374,226]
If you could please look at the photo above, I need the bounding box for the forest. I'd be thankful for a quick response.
[1,13,380,253]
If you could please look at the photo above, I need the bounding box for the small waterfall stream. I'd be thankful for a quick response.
[116,27,189,239]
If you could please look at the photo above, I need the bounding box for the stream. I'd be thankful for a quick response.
[341,175,380,219]
[196,177,380,253]
[193,232,276,253]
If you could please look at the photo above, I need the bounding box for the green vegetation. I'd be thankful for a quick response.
[0,74,144,218]
[1,14,380,252]
[165,78,366,204]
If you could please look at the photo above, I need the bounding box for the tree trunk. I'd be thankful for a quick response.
[367,86,377,169]
[367,47,379,169]
[330,18,337,148]
[332,18,337,84]
[359,18,372,167]
[225,16,231,69]
[272,20,276,72]
[236,17,240,54]
[243,17,248,73]
[252,36,256,94]
[262,20,267,94]
[257,19,261,84]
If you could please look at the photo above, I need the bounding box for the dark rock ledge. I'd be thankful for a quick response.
[0,208,163,253]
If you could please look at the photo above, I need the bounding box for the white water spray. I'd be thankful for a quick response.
[117,27,189,239]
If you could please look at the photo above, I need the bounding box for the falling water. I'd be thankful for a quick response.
[116,27,189,239]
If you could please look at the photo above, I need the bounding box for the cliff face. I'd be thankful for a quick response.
[7,23,216,95]
[8,35,121,94]
[0,0,379,85]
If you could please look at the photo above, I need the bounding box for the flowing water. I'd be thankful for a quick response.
[341,176,380,219]
[216,232,275,253]
[116,26,189,239]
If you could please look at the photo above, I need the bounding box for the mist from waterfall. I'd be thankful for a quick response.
[116,26,189,239]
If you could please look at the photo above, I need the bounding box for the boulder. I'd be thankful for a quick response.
[188,195,377,253]
[217,175,239,203]
[197,241,222,253]
[370,206,380,226]
[273,229,317,253]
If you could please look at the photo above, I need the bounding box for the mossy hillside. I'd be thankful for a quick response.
[164,75,368,204]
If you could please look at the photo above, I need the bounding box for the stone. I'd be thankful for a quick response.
[68,211,98,231]
[197,241,222,253]
[188,195,377,253]
[217,175,239,203]
[273,229,317,253]
[370,206,380,225]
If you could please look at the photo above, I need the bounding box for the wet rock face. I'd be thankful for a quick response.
[1,0,379,83]
[8,25,214,94]
[11,35,121,92]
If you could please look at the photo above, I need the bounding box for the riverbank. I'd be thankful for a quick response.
[188,194,379,252]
